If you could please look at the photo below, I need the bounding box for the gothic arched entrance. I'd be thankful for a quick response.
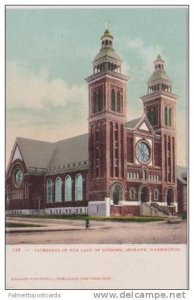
[139,186,150,203]
[166,188,174,206]
[111,184,123,205]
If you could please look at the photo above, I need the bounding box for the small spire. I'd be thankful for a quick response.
[155,54,164,63]
[101,20,113,42]
[156,45,161,56]
[103,19,111,36]
[105,19,109,31]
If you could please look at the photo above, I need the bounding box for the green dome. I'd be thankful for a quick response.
[148,70,172,83]
[102,29,113,38]
[93,46,121,62]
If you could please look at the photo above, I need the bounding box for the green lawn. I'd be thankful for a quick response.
[6,222,43,228]
[9,215,167,222]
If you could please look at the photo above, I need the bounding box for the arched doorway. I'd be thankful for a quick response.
[166,188,174,206]
[111,184,123,205]
[140,186,150,203]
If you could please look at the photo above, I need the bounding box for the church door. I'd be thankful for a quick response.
[140,186,150,203]
[166,188,174,206]
[112,184,123,205]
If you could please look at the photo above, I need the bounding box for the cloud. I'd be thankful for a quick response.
[127,38,163,74]
[6,60,88,162]
[128,39,144,49]
[6,59,89,130]
[6,60,88,111]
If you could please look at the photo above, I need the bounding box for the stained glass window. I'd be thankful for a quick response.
[55,177,62,202]
[75,174,83,201]
[65,175,72,201]
[47,179,52,203]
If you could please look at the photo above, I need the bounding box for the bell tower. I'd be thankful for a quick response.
[141,55,179,206]
[86,28,129,202]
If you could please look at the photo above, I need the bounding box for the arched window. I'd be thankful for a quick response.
[65,175,72,201]
[93,91,97,113]
[46,178,53,203]
[154,189,159,201]
[111,89,115,111]
[98,89,103,111]
[148,107,157,126]
[165,107,168,125]
[169,108,172,126]
[75,174,83,201]
[116,91,121,112]
[55,177,62,202]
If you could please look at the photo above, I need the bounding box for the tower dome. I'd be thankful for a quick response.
[147,55,172,94]
[93,29,122,74]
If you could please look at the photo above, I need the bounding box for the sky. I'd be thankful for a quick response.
[6,6,188,166]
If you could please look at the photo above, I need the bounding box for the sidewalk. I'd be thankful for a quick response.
[6,217,90,233]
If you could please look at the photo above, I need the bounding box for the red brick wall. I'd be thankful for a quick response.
[154,140,161,166]
[111,205,140,216]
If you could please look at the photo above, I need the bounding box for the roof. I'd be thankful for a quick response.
[15,134,88,171]
[154,54,165,64]
[13,116,157,172]
[177,172,187,185]
[177,166,187,185]
[148,70,172,83]
[126,118,142,129]
[93,46,121,62]
[16,137,55,170]
[102,29,113,38]
[48,134,88,169]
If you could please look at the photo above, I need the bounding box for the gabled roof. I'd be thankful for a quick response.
[12,134,89,171]
[48,134,88,169]
[10,116,156,172]
[16,137,55,169]
[126,115,156,135]
[126,118,142,129]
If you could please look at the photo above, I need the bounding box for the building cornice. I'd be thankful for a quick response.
[85,70,129,83]
[141,91,179,102]
[89,113,126,123]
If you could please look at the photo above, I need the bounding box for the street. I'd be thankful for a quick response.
[6,217,187,244]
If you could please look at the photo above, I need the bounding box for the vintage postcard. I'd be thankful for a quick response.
[5,5,188,290]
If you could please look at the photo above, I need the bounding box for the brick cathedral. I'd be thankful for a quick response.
[6,28,178,216]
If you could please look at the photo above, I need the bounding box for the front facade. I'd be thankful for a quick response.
[6,28,179,216]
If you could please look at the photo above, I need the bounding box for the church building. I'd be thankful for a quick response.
[6,28,179,217]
